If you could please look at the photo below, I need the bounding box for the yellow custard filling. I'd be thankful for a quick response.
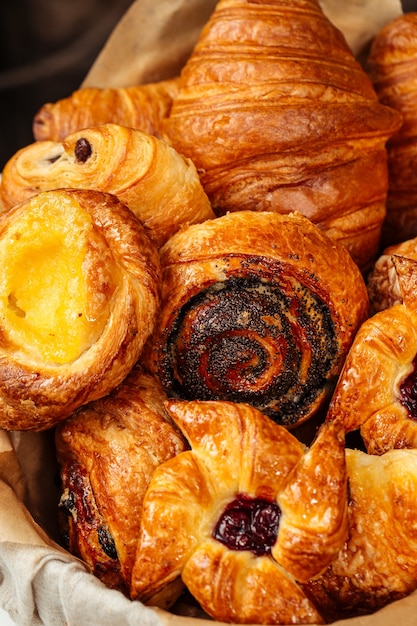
[0,194,115,364]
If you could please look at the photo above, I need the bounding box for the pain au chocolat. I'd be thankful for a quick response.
[0,188,161,431]
[0,123,214,248]
[55,365,187,602]
[161,0,402,271]
[144,210,369,429]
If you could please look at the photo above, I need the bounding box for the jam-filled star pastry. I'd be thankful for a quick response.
[130,399,348,624]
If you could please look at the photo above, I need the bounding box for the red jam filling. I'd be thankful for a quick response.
[213,493,281,556]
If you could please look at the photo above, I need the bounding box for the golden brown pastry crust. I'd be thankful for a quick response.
[367,13,417,247]
[328,255,417,453]
[162,0,401,271]
[131,399,347,624]
[0,188,161,431]
[144,210,369,429]
[367,237,417,313]
[32,78,180,142]
[303,447,417,621]
[55,365,187,598]
[0,123,214,248]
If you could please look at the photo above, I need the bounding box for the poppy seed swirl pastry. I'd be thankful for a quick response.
[55,365,187,601]
[131,399,348,624]
[327,255,417,454]
[32,77,180,142]
[161,0,402,271]
[0,123,214,247]
[144,211,369,429]
[0,188,161,431]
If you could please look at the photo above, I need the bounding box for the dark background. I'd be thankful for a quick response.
[0,0,416,171]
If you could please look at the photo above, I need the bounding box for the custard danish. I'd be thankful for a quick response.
[0,188,161,431]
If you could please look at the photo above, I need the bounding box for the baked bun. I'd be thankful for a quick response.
[162,0,401,270]
[33,77,180,142]
[131,399,347,624]
[328,255,417,454]
[367,237,417,313]
[0,123,214,247]
[303,446,417,621]
[367,13,417,247]
[56,364,187,600]
[144,210,369,429]
[0,188,161,431]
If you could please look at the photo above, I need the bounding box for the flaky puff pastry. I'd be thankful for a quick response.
[144,210,369,429]
[302,447,417,621]
[0,188,161,431]
[131,400,348,625]
[0,123,214,247]
[55,365,187,601]
[327,255,417,454]
[367,236,417,313]
[367,13,417,247]
[161,0,402,271]
[32,77,180,142]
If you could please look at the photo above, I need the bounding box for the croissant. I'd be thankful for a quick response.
[366,13,417,247]
[302,446,417,621]
[367,236,417,313]
[0,188,161,431]
[32,77,180,142]
[327,255,417,454]
[0,123,214,247]
[55,364,187,601]
[131,399,348,625]
[144,210,369,430]
[161,0,402,271]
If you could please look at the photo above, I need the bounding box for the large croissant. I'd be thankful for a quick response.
[32,78,180,142]
[367,13,417,247]
[161,0,402,271]
[0,123,214,247]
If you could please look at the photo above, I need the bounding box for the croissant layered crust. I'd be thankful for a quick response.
[55,365,187,597]
[144,210,369,429]
[0,188,161,431]
[328,255,417,454]
[303,447,417,621]
[131,399,348,624]
[0,123,214,247]
[161,0,402,270]
[367,13,417,246]
[32,77,180,142]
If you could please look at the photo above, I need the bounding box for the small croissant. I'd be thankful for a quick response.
[162,0,401,271]
[32,77,180,142]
